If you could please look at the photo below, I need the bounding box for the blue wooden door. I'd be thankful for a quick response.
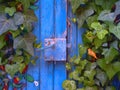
[27,0,67,90]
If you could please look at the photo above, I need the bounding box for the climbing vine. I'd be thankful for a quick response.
[63,0,120,90]
[0,0,39,89]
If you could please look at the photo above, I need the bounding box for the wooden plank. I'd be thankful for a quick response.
[54,0,67,90]
[40,0,54,90]
[26,1,40,90]
[67,1,78,57]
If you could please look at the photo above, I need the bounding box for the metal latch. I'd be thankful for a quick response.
[44,38,66,61]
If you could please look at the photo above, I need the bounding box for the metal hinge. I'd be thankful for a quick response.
[44,38,66,61]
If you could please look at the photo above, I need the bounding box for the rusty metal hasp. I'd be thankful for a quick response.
[44,38,66,61]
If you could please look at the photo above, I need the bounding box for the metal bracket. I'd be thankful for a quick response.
[44,38,66,61]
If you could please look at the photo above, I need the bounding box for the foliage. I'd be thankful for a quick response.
[63,0,120,90]
[0,0,39,89]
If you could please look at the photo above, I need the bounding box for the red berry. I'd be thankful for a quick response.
[13,77,20,84]
[3,83,8,90]
[0,65,5,71]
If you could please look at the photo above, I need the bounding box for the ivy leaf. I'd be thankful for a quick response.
[5,7,16,16]
[86,15,97,28]
[0,14,18,35]
[70,0,88,13]
[84,70,96,81]
[79,45,87,57]
[106,86,116,90]
[24,10,37,31]
[69,71,80,80]
[0,5,5,13]
[109,23,120,40]
[19,63,26,73]
[83,80,95,86]
[85,86,98,90]
[97,59,120,80]
[62,80,76,90]
[13,12,24,25]
[95,0,117,10]
[97,30,108,40]
[96,69,107,86]
[77,7,94,28]
[115,0,120,16]
[113,62,120,73]
[14,33,35,56]
[24,74,34,82]
[0,34,6,49]
[94,37,106,49]
[91,22,102,30]
[91,22,108,39]
[98,10,115,22]
[102,47,119,64]
[84,31,94,43]
[5,64,19,77]
[66,63,71,70]
[12,56,24,64]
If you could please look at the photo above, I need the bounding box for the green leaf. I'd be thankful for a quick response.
[84,70,96,81]
[109,23,120,40]
[83,80,95,86]
[13,56,24,64]
[96,69,107,86]
[0,5,5,13]
[98,10,115,22]
[24,74,34,82]
[70,0,88,13]
[73,57,80,64]
[85,86,98,90]
[91,22,108,39]
[86,15,97,28]
[5,64,19,77]
[14,33,35,56]
[79,45,87,57]
[80,60,87,70]
[0,34,6,49]
[66,63,71,70]
[103,47,119,64]
[94,37,106,49]
[106,86,116,90]
[97,59,120,80]
[62,80,76,90]
[91,22,102,30]
[77,7,94,28]
[84,31,94,43]
[5,7,16,16]
[19,63,26,73]
[95,0,117,10]
[17,0,31,11]
[69,71,80,80]
[97,30,108,40]
[113,62,120,73]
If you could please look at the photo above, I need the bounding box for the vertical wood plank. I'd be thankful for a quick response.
[54,0,67,90]
[27,1,40,90]
[40,0,54,90]
[67,1,78,57]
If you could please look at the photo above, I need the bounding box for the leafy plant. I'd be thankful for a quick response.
[63,0,120,90]
[0,0,39,89]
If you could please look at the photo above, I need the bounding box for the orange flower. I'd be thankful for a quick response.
[88,48,98,59]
